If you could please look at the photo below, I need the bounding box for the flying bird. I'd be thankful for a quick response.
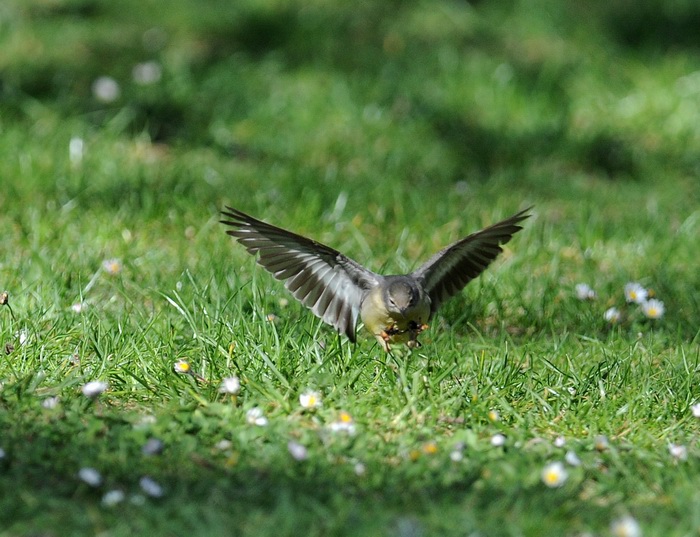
[221,206,530,351]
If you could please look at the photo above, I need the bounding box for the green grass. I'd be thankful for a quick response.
[1,0,700,535]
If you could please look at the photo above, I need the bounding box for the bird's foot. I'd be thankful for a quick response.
[407,321,428,333]
[407,338,422,349]
[376,332,392,353]
[384,324,401,336]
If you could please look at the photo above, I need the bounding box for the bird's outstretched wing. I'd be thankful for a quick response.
[411,208,531,314]
[221,207,380,341]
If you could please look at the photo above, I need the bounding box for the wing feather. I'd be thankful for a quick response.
[411,208,531,313]
[221,206,380,341]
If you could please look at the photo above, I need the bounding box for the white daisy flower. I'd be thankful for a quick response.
[78,467,103,487]
[139,476,164,498]
[594,435,609,451]
[575,283,596,300]
[624,282,647,304]
[604,307,621,323]
[102,489,125,506]
[102,258,123,276]
[553,436,566,448]
[641,299,664,320]
[565,450,581,466]
[487,409,500,422]
[449,449,464,462]
[610,515,641,537]
[71,301,88,313]
[214,439,233,451]
[132,61,162,85]
[541,461,568,487]
[354,462,366,476]
[42,396,60,409]
[490,433,506,447]
[0,448,6,459]
[81,380,108,399]
[287,441,308,461]
[69,137,85,166]
[172,359,204,380]
[219,376,241,395]
[142,438,164,456]
[299,390,322,410]
[668,443,688,461]
[246,407,268,427]
[92,76,121,103]
[328,411,356,435]
[691,403,700,418]
[173,360,192,375]
[17,329,28,346]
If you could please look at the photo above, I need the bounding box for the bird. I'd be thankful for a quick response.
[221,205,530,352]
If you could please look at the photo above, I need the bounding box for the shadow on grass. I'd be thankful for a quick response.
[2,0,692,182]
[0,399,606,537]
[0,400,479,534]
[599,0,700,51]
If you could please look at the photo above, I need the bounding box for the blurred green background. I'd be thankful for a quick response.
[3,0,700,207]
[2,0,698,333]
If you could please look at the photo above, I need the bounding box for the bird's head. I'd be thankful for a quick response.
[384,278,418,315]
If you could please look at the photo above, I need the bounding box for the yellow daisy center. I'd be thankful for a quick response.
[544,470,559,484]
[423,442,438,455]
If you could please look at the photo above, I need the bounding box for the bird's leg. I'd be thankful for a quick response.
[384,323,401,336]
[377,323,403,353]
[406,321,428,348]
[376,332,391,353]
[406,326,422,348]
[409,321,429,334]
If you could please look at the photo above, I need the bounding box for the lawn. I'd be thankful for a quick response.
[1,1,699,536]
